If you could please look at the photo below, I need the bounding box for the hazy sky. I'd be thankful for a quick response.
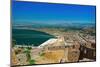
[12,0,96,24]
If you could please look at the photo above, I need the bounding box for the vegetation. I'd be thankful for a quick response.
[23,48,36,64]
[40,52,45,56]
[23,48,31,61]
[26,47,32,50]
[29,59,36,64]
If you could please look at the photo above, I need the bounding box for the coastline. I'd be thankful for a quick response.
[12,28,56,47]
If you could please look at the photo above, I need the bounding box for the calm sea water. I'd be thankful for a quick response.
[12,29,54,46]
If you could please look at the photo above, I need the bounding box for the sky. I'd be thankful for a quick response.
[12,0,96,24]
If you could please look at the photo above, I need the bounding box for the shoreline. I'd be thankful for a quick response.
[13,28,57,48]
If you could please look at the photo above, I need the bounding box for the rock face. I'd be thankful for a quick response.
[12,49,18,65]
[67,42,80,62]
[79,45,96,60]
[16,53,27,65]
[68,50,80,62]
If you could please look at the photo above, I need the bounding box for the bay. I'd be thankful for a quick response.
[12,29,54,46]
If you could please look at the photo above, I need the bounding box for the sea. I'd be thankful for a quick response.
[12,29,54,46]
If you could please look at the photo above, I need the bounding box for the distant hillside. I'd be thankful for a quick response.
[12,22,95,31]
